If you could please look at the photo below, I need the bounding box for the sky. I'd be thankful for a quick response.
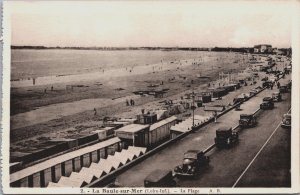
[5,0,297,48]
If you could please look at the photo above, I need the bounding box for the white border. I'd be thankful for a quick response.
[1,0,300,194]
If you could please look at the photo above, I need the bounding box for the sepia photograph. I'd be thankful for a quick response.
[1,0,300,194]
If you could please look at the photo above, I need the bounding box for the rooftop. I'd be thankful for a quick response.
[150,116,177,131]
[115,124,150,133]
[10,137,121,183]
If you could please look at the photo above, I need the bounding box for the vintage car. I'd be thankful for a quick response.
[287,80,292,90]
[233,95,245,104]
[260,97,274,110]
[279,85,288,93]
[239,114,257,128]
[174,150,209,177]
[272,92,282,102]
[249,88,261,96]
[214,127,238,148]
[262,80,273,88]
[281,114,291,128]
[144,169,176,187]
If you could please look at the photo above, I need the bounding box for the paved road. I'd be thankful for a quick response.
[116,76,291,187]
[177,93,290,187]
[234,110,291,187]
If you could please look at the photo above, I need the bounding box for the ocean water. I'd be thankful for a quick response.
[11,49,211,80]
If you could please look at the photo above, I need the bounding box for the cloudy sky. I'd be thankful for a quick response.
[6,0,297,48]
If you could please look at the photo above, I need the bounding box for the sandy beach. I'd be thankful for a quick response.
[10,50,251,153]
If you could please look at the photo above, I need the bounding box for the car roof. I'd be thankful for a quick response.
[216,127,232,132]
[185,150,200,154]
[240,114,252,117]
[263,97,272,101]
[184,150,200,159]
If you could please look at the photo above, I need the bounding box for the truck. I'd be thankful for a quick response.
[144,169,176,187]
[214,127,238,148]
[174,150,209,177]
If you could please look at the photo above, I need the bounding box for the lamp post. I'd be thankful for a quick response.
[191,90,196,128]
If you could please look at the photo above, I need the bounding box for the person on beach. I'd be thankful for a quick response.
[126,99,129,106]
[94,108,97,116]
[51,86,54,91]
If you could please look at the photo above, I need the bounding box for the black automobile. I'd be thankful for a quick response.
[287,80,292,90]
[239,114,257,128]
[262,80,273,88]
[260,97,274,110]
[281,114,291,128]
[144,169,176,187]
[174,150,209,177]
[214,127,238,148]
[279,85,288,93]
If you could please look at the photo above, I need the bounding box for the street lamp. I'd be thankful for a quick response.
[191,90,196,128]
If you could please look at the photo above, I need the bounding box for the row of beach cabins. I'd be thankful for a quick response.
[10,112,214,188]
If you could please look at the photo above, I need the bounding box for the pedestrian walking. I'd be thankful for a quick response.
[94,108,97,116]
[126,99,129,106]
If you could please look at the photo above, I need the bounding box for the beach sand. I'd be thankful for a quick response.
[10,52,252,152]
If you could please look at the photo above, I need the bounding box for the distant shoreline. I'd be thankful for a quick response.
[11,45,258,53]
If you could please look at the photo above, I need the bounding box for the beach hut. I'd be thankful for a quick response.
[10,137,122,187]
[115,124,150,148]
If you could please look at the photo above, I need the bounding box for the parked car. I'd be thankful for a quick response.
[287,80,292,90]
[174,150,209,177]
[262,80,273,88]
[233,95,245,104]
[144,169,176,187]
[279,85,288,93]
[281,114,291,128]
[250,88,261,96]
[260,97,274,110]
[239,114,257,128]
[272,92,282,102]
[214,127,238,148]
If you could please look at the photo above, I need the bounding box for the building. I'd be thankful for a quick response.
[115,124,150,147]
[254,44,272,53]
[10,137,122,187]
